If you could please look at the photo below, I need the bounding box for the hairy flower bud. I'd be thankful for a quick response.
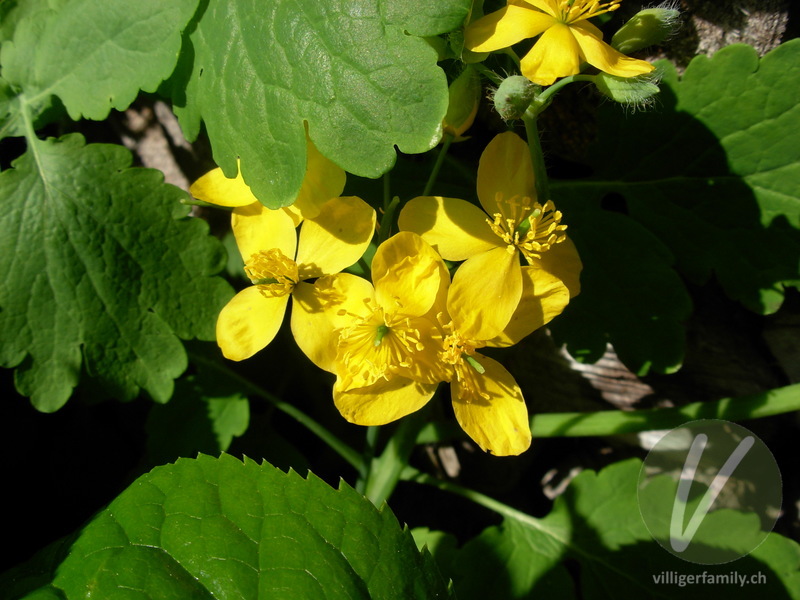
[492,76,538,121]
[611,6,681,55]
[594,70,661,109]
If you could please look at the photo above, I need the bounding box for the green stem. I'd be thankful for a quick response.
[188,352,364,472]
[415,382,800,443]
[501,47,521,66]
[531,382,800,437]
[364,413,425,506]
[472,63,504,86]
[377,196,400,245]
[407,467,547,527]
[521,110,550,202]
[406,467,654,591]
[422,133,454,197]
[382,171,391,212]
[533,74,596,111]
[355,426,381,494]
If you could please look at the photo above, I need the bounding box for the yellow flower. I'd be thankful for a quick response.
[189,136,346,226]
[464,0,655,86]
[295,231,534,455]
[438,266,533,456]
[399,131,581,344]
[216,196,376,360]
[292,232,448,425]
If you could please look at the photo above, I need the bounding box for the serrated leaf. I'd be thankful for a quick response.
[168,0,470,208]
[551,210,691,374]
[0,133,233,411]
[0,0,198,125]
[34,454,453,599]
[553,41,800,315]
[450,459,800,600]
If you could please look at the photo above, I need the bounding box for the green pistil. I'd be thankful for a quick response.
[252,277,279,285]
[374,324,390,347]
[463,354,485,374]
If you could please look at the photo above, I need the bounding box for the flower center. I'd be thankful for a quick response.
[245,248,299,298]
[487,199,567,263]
[441,330,489,402]
[557,0,621,24]
[336,306,426,388]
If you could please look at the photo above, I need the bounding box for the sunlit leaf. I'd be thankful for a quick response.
[0,134,233,411]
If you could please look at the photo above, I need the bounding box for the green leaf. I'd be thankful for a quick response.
[168,0,470,208]
[35,454,453,599]
[551,210,691,374]
[0,133,233,411]
[450,459,800,599]
[553,41,800,316]
[0,0,198,127]
[146,373,250,463]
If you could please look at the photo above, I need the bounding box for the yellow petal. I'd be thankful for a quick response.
[488,266,570,347]
[465,5,555,52]
[398,196,497,261]
[291,275,375,373]
[293,138,347,220]
[447,246,522,341]
[281,204,304,228]
[231,203,297,263]
[216,286,289,361]
[573,17,602,38]
[538,235,582,298]
[521,23,582,86]
[521,0,558,17]
[334,376,439,426]
[571,22,655,78]
[372,232,446,318]
[451,354,531,456]
[190,167,258,208]
[295,196,376,279]
[476,132,537,225]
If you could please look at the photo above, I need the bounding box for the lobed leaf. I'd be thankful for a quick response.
[0,134,233,411]
[551,40,800,372]
[25,454,453,599]
[167,0,470,208]
[450,459,800,599]
[551,210,691,374]
[554,41,800,313]
[146,372,250,464]
[0,0,199,128]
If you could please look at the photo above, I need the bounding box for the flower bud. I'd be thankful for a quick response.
[443,66,481,138]
[594,71,660,108]
[611,7,681,55]
[492,75,538,121]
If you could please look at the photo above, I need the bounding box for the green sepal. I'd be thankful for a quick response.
[611,7,681,55]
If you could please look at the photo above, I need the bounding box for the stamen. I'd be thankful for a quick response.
[440,330,490,402]
[487,200,567,262]
[245,248,299,298]
[336,308,427,387]
[515,200,568,263]
[558,0,621,23]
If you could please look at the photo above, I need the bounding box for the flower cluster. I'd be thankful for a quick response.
[194,132,580,456]
[191,137,376,361]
